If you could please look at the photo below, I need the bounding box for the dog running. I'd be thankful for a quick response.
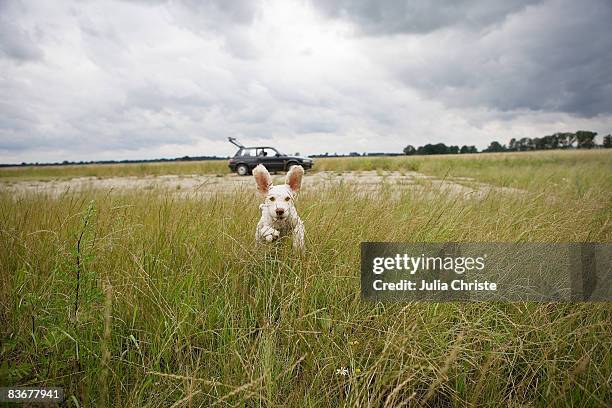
[253,164,305,251]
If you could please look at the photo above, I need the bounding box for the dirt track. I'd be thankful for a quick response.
[0,171,523,199]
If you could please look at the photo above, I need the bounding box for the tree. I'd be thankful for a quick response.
[532,136,556,150]
[516,137,534,151]
[556,132,576,148]
[576,130,597,149]
[603,134,612,148]
[541,135,559,149]
[484,141,506,152]
[460,145,469,154]
[449,145,459,154]
[434,143,450,154]
[420,143,450,155]
[403,145,416,155]
[533,137,545,150]
[508,138,517,151]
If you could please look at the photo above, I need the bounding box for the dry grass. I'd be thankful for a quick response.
[0,160,230,180]
[0,150,611,406]
[3,149,611,193]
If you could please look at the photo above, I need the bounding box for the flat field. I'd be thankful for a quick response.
[1,150,611,406]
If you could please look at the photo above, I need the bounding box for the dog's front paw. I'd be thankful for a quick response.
[260,225,280,242]
[265,228,280,242]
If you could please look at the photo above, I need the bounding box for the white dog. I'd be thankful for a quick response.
[253,164,305,250]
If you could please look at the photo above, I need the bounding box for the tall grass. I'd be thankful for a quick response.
[0,152,611,406]
[313,150,612,192]
[2,150,611,195]
[0,160,230,180]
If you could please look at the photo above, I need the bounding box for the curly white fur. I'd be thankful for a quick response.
[253,164,305,251]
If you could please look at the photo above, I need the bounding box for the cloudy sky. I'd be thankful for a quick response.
[1,0,611,163]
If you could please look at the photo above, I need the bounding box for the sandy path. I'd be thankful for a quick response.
[0,171,523,198]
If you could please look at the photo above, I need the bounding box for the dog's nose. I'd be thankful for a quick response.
[275,208,285,216]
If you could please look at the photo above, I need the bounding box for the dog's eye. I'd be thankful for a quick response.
[285,196,290,202]
[269,197,275,202]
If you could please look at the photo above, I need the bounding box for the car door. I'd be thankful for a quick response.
[257,148,284,171]
[240,148,257,168]
[268,148,287,171]
[255,148,267,168]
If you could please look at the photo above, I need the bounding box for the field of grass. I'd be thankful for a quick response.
[3,149,611,192]
[315,150,612,193]
[1,150,611,406]
[0,159,231,181]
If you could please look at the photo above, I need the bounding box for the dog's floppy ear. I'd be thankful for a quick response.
[285,165,304,193]
[253,164,272,195]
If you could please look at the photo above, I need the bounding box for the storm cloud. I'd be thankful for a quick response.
[1,0,611,163]
[310,0,543,34]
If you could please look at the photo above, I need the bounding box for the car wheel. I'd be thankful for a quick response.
[236,164,249,176]
[286,162,298,171]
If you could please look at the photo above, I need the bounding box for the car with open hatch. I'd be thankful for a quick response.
[227,137,314,176]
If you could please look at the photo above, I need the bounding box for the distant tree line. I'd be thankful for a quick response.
[310,152,404,158]
[403,143,478,156]
[403,130,611,156]
[3,155,228,168]
[485,131,608,152]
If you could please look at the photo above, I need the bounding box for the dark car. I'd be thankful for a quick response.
[227,137,314,176]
